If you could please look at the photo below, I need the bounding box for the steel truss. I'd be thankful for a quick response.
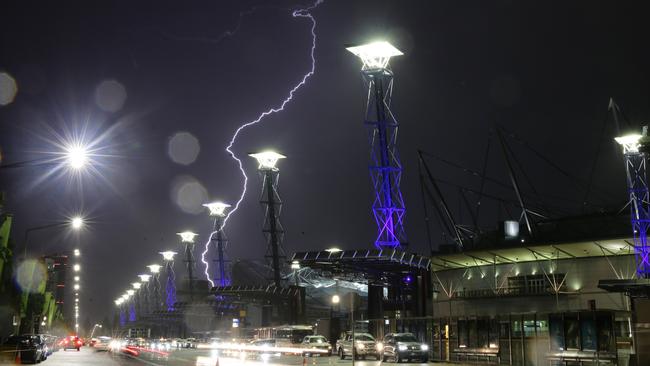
[362,67,407,249]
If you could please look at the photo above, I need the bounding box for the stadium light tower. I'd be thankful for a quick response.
[177,231,198,299]
[347,41,407,249]
[203,201,231,287]
[250,151,286,287]
[160,251,177,311]
[147,264,162,313]
[615,127,650,277]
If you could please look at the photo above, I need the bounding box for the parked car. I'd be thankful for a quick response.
[301,335,332,356]
[0,335,46,364]
[41,334,59,354]
[336,332,380,360]
[61,335,83,351]
[381,333,429,363]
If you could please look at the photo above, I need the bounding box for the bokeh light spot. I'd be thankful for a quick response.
[15,260,47,293]
[0,72,18,106]
[168,132,200,165]
[171,175,208,214]
[95,79,127,112]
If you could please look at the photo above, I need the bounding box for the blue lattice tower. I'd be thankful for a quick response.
[250,151,286,287]
[347,42,407,249]
[204,202,231,287]
[160,251,177,311]
[177,231,198,299]
[616,130,650,277]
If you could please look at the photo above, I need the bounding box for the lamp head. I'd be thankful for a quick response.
[177,231,198,243]
[126,289,135,296]
[138,274,151,282]
[346,41,403,70]
[160,251,177,261]
[202,201,231,217]
[249,151,286,170]
[332,294,340,304]
[132,282,142,290]
[71,217,84,230]
[147,264,162,273]
[65,144,89,169]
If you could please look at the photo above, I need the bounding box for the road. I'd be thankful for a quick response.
[0,347,463,366]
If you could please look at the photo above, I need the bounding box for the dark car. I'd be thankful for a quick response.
[60,335,83,351]
[381,333,429,363]
[0,335,46,364]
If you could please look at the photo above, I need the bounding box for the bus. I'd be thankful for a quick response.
[254,325,314,346]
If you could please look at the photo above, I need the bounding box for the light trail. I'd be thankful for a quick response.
[201,0,324,286]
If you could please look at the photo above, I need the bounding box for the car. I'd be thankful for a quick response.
[336,332,380,360]
[381,333,429,363]
[0,335,46,364]
[61,335,83,351]
[301,335,332,356]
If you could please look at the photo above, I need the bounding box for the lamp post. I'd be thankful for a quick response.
[1,144,90,170]
[22,216,84,258]
[89,323,102,339]
[147,264,162,313]
[250,151,286,287]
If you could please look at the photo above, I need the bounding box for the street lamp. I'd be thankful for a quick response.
[138,274,151,282]
[65,145,89,170]
[89,324,102,338]
[132,282,141,290]
[177,231,198,243]
[160,251,177,261]
[202,202,231,217]
[74,249,80,257]
[73,264,80,272]
[147,264,162,273]
[332,294,340,304]
[249,151,286,170]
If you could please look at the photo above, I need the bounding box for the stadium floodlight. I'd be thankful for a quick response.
[71,217,84,230]
[138,274,151,282]
[346,41,403,70]
[160,251,177,261]
[126,289,135,296]
[177,231,198,243]
[615,134,643,154]
[202,201,231,217]
[249,151,286,170]
[147,264,162,273]
[65,144,89,169]
[131,282,141,290]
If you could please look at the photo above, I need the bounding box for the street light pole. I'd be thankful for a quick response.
[89,324,102,339]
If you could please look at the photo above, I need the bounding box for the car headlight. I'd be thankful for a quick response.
[421,344,429,351]
[398,345,408,351]
[356,343,365,349]
[376,342,384,351]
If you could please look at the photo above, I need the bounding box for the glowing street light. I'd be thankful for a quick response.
[346,41,403,70]
[202,201,231,217]
[332,294,340,304]
[249,151,286,170]
[160,251,177,261]
[71,216,84,230]
[74,249,80,256]
[147,264,162,273]
[74,276,80,282]
[65,145,89,169]
[74,284,80,290]
[126,289,135,296]
[132,282,142,290]
[291,260,301,270]
[177,231,198,243]
[73,264,80,272]
[325,247,342,253]
[138,274,151,282]
[615,134,644,154]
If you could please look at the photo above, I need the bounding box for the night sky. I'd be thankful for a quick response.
[1,0,649,325]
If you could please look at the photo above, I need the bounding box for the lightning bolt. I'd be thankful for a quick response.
[201,0,324,287]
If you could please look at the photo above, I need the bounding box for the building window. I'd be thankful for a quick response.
[506,273,566,295]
